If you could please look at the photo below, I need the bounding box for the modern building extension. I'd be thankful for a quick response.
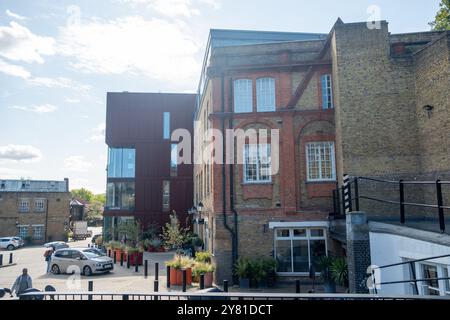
[0,178,71,244]
[103,92,196,240]
[193,20,450,284]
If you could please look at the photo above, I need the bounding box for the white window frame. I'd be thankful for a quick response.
[243,144,272,183]
[162,180,170,212]
[274,227,328,275]
[256,77,276,112]
[17,225,29,238]
[233,79,253,113]
[306,142,336,182]
[32,225,44,240]
[34,198,46,213]
[417,262,450,296]
[18,198,29,213]
[321,74,334,109]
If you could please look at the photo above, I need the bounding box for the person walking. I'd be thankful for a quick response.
[44,247,54,274]
[11,268,33,297]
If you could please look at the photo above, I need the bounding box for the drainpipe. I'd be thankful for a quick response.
[220,74,236,282]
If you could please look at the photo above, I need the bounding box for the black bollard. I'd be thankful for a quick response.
[144,260,148,278]
[108,249,111,257]
[127,254,130,269]
[88,281,93,300]
[200,274,205,290]
[223,280,228,292]
[154,280,159,292]
[9,253,13,264]
[296,280,301,293]
[155,262,159,280]
[120,252,124,267]
[113,251,117,264]
[166,266,171,288]
[0,254,2,266]
[182,269,187,292]
[135,255,139,272]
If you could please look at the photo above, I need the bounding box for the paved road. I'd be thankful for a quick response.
[0,234,177,299]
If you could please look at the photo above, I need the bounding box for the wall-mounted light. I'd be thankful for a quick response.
[423,105,434,119]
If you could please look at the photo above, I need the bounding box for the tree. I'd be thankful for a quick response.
[71,188,94,202]
[161,211,189,250]
[430,0,450,30]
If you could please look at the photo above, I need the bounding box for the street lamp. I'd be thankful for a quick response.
[197,202,204,224]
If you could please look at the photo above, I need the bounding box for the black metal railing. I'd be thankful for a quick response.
[19,291,450,301]
[370,254,450,296]
[331,177,450,232]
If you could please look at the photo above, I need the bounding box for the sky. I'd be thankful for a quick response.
[0,0,441,194]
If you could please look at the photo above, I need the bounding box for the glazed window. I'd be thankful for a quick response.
[107,148,135,178]
[275,228,327,274]
[162,180,170,212]
[321,74,333,109]
[256,77,276,112]
[234,79,253,113]
[171,143,178,176]
[18,226,28,238]
[18,198,29,213]
[163,112,170,139]
[306,142,336,181]
[106,182,135,210]
[34,199,46,212]
[244,144,271,183]
[32,225,44,240]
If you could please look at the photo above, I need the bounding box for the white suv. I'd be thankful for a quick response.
[50,248,114,276]
[0,237,21,251]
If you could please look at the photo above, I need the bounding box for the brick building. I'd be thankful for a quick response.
[192,21,450,283]
[103,92,195,240]
[0,179,71,244]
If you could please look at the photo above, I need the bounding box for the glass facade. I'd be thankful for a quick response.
[107,148,135,178]
[106,182,135,210]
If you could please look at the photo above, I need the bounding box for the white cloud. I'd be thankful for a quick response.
[119,0,220,16]
[6,9,26,21]
[69,178,89,190]
[0,21,55,63]
[10,103,58,114]
[57,16,200,84]
[63,156,93,172]
[27,76,91,91]
[86,123,106,142]
[0,58,30,78]
[0,144,42,162]
[65,98,81,103]
[0,167,31,179]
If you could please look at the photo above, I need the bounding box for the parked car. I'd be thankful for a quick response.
[12,237,24,247]
[44,241,69,250]
[50,248,113,276]
[83,247,106,256]
[0,237,21,250]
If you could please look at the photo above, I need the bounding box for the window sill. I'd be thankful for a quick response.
[305,180,336,184]
[241,181,273,186]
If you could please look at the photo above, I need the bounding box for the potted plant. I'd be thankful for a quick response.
[249,259,267,288]
[195,251,212,264]
[162,212,189,251]
[108,241,125,261]
[125,246,144,266]
[262,257,277,288]
[234,257,250,289]
[317,256,336,293]
[331,257,348,289]
[150,238,164,252]
[192,262,215,287]
[166,255,194,286]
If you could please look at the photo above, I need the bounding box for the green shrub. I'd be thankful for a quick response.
[166,255,194,270]
[192,262,215,278]
[234,257,250,278]
[195,251,212,263]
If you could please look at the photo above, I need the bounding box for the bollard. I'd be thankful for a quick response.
[182,269,187,292]
[166,266,171,288]
[223,280,228,292]
[296,280,301,293]
[155,262,159,280]
[88,280,93,300]
[120,252,124,267]
[9,253,13,264]
[200,274,205,290]
[113,251,117,264]
[0,254,3,266]
[135,255,139,272]
[154,280,159,292]
[108,249,111,258]
[144,260,148,278]
[127,254,130,269]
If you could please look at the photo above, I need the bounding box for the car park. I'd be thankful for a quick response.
[0,237,21,251]
[50,248,114,276]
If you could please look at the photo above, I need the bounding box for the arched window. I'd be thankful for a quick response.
[256,77,275,112]
[233,79,253,113]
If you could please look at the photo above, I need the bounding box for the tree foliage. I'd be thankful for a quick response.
[430,0,450,30]
[161,211,189,250]
[71,188,94,202]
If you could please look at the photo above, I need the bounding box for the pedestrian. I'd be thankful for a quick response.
[11,268,33,297]
[44,247,54,274]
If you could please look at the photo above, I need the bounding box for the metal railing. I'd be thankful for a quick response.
[19,291,450,301]
[370,254,450,296]
[332,177,450,232]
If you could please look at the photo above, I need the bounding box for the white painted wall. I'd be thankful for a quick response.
[370,232,450,295]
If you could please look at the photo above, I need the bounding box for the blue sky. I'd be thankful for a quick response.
[0,0,441,193]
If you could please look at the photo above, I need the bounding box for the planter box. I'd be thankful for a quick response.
[239,278,250,289]
[169,267,192,286]
[114,249,125,262]
[127,252,143,266]
[193,272,214,288]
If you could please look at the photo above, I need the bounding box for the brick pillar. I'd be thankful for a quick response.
[346,211,371,293]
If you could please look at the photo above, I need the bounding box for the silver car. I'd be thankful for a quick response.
[50,248,114,276]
